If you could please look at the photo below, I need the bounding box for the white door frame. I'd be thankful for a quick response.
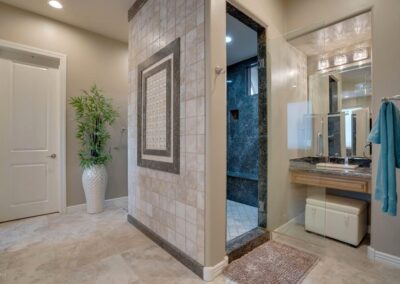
[0,39,67,213]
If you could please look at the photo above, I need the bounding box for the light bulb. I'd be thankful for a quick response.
[318,58,329,70]
[353,48,368,61]
[334,54,347,66]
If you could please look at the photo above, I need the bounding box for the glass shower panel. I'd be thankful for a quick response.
[267,20,331,247]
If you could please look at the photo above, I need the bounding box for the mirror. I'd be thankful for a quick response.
[289,12,373,159]
[308,63,372,158]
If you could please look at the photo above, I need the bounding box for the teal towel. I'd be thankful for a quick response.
[368,102,400,216]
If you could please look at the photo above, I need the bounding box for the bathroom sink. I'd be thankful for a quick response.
[290,157,371,168]
[316,163,359,170]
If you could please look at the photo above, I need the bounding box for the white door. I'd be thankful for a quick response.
[0,58,60,222]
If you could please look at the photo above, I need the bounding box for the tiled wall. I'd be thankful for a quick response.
[128,0,206,264]
[226,57,259,207]
[227,57,259,178]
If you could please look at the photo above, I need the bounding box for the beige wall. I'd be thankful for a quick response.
[204,0,227,267]
[285,0,400,258]
[0,3,128,206]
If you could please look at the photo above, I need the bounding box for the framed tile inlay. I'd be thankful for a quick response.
[137,38,180,174]
[143,60,171,156]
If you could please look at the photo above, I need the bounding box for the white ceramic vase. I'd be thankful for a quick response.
[82,165,107,214]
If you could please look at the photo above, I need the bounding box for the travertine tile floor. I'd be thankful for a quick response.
[0,206,212,284]
[272,226,400,284]
[1,206,399,283]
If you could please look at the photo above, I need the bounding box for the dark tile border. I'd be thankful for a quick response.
[128,0,149,22]
[226,2,268,228]
[142,60,172,157]
[257,28,268,228]
[226,2,264,33]
[226,227,269,262]
[127,214,204,279]
[137,38,180,174]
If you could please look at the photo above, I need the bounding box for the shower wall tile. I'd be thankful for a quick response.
[227,57,259,178]
[226,57,260,207]
[128,0,205,265]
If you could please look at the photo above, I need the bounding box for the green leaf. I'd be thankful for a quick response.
[69,84,119,169]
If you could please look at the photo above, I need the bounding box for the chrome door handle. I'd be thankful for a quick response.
[47,154,57,159]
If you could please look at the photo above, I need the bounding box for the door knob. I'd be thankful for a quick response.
[48,154,57,159]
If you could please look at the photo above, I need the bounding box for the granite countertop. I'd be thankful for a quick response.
[289,158,372,179]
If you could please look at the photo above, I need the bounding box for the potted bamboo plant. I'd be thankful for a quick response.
[70,85,119,213]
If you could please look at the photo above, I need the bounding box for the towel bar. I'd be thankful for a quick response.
[381,94,400,102]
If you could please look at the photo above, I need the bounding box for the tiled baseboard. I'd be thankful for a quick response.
[127,214,230,281]
[127,214,204,279]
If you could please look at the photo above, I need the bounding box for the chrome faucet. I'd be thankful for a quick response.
[316,132,323,156]
[363,142,372,157]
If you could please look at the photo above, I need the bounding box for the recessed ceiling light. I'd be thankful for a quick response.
[48,0,63,9]
[226,36,232,43]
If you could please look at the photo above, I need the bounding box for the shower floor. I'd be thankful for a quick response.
[227,200,258,241]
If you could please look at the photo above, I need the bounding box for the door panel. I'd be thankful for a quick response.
[11,164,47,205]
[0,59,60,222]
[12,64,49,151]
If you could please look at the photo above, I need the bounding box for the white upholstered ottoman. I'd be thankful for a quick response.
[305,194,367,246]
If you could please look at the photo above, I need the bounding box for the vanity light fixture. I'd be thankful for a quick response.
[353,48,368,61]
[48,0,63,9]
[334,54,347,66]
[318,57,329,70]
[226,36,232,43]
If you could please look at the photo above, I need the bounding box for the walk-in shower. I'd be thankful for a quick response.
[225,3,267,246]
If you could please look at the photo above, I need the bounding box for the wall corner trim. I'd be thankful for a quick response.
[128,0,149,21]
[203,256,228,282]
[368,246,400,269]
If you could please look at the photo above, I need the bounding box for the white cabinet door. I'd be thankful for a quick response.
[0,59,60,222]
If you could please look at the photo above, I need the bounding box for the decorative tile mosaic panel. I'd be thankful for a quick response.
[145,68,167,150]
[137,38,180,174]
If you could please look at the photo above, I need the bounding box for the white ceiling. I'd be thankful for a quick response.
[0,0,134,43]
[226,14,257,66]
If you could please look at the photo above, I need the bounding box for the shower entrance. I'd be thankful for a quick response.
[225,3,267,250]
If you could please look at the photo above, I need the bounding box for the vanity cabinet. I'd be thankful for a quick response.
[290,170,371,194]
